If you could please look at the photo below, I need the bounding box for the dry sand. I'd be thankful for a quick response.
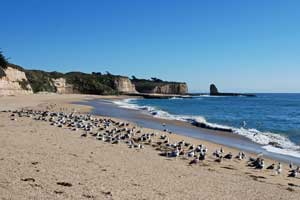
[1,94,300,200]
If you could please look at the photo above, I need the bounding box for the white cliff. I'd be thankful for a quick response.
[0,66,33,96]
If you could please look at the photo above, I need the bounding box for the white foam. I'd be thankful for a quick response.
[262,145,300,158]
[169,97,183,100]
[113,99,140,110]
[113,98,300,158]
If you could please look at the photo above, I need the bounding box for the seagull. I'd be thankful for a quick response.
[189,156,199,165]
[288,170,298,178]
[215,156,223,163]
[276,163,282,174]
[81,132,87,137]
[213,150,221,158]
[289,162,293,170]
[199,152,206,161]
[171,148,180,157]
[224,152,233,160]
[187,151,195,157]
[266,163,275,170]
[220,147,224,154]
[241,152,246,159]
[236,152,241,160]
[256,159,264,169]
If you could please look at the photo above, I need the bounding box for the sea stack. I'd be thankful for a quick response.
[210,84,219,95]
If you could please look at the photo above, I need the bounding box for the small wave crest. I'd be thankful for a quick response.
[113,99,300,158]
[169,97,183,100]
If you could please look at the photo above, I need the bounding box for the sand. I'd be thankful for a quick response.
[1,93,300,200]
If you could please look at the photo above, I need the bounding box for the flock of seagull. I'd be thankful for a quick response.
[3,109,300,178]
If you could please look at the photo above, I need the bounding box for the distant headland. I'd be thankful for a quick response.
[210,84,256,97]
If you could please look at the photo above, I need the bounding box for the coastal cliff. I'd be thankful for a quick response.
[0,65,33,96]
[113,76,137,94]
[132,78,188,95]
[52,78,74,94]
[151,83,188,94]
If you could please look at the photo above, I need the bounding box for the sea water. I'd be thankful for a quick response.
[114,94,300,158]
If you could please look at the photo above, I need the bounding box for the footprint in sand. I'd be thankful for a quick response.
[221,166,237,170]
[54,190,64,194]
[56,182,72,187]
[288,183,300,187]
[249,174,267,182]
[287,187,295,192]
[101,191,112,197]
[21,178,35,182]
[82,194,95,199]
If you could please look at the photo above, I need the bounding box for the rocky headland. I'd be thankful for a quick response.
[210,84,256,97]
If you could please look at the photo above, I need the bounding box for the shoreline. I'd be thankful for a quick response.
[77,97,300,164]
[1,94,300,199]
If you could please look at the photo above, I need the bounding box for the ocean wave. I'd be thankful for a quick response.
[113,99,300,158]
[262,145,300,158]
[196,95,230,98]
[169,97,183,100]
[194,95,246,98]
[113,99,140,110]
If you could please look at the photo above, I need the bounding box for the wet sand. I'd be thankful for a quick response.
[1,94,300,200]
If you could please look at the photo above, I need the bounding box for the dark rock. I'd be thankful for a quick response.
[210,84,219,95]
[268,142,283,149]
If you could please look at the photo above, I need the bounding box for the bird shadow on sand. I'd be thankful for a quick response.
[221,166,237,170]
[248,174,267,182]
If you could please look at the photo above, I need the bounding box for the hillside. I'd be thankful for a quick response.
[24,70,113,94]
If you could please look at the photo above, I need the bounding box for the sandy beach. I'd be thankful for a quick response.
[1,94,300,200]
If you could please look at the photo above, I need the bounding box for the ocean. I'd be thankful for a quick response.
[114,94,300,159]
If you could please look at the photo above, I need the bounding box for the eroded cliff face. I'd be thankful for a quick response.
[114,76,137,94]
[52,78,74,94]
[151,83,188,94]
[0,66,33,96]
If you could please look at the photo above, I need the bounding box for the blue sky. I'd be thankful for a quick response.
[1,0,300,92]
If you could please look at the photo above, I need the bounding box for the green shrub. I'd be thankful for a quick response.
[0,51,8,69]
[0,67,5,78]
[25,70,57,93]
[0,51,8,78]
[24,70,119,95]
[64,72,118,95]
